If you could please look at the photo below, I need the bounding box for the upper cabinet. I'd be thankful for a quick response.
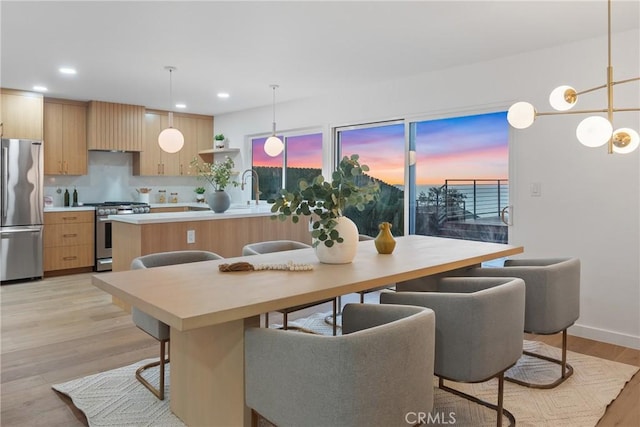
[133,110,213,176]
[1,88,44,140]
[87,101,144,151]
[43,98,88,175]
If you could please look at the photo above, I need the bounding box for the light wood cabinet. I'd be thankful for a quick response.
[0,88,43,140]
[44,99,87,175]
[133,112,178,175]
[44,211,94,272]
[133,110,213,176]
[87,101,144,151]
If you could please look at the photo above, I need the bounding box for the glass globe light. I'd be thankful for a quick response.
[507,102,536,129]
[549,85,577,111]
[576,116,613,147]
[158,127,185,153]
[264,135,284,157]
[612,128,640,154]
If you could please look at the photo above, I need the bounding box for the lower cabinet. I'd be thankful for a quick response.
[44,211,94,272]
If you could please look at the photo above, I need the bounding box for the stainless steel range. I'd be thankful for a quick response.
[85,202,150,271]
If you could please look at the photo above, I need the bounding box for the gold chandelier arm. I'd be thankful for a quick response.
[573,76,640,97]
[536,109,608,117]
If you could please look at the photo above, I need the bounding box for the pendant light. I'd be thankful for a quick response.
[264,84,284,157]
[506,0,639,154]
[158,66,184,153]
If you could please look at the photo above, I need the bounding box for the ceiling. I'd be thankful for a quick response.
[2,1,638,116]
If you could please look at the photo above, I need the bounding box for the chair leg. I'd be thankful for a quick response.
[438,374,515,427]
[505,329,574,389]
[135,338,169,400]
[360,292,365,303]
[264,312,269,328]
[332,298,337,336]
[283,311,288,330]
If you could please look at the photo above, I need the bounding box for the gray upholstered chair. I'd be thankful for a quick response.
[130,250,223,400]
[466,257,580,388]
[242,240,338,335]
[245,303,435,427]
[381,277,525,427]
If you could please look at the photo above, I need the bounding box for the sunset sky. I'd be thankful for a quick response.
[252,111,508,187]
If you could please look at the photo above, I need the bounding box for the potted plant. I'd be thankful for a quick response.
[190,156,238,213]
[194,186,206,202]
[214,133,225,149]
[269,154,380,263]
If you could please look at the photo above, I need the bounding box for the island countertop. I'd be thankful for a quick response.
[110,204,274,224]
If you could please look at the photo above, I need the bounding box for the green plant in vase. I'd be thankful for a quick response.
[269,154,380,252]
[190,156,238,212]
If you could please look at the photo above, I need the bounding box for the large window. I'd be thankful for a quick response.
[251,131,323,200]
[409,111,509,243]
[336,122,405,237]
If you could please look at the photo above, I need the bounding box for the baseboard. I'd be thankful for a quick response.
[569,323,640,350]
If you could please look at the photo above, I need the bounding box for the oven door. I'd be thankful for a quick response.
[95,216,112,271]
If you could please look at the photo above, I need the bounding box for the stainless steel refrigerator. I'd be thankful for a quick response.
[1,138,44,282]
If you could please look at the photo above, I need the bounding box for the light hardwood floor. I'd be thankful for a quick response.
[1,273,638,426]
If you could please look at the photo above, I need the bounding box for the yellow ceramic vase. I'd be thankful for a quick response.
[374,222,396,254]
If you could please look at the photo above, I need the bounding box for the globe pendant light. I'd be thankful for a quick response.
[264,84,284,157]
[158,66,184,154]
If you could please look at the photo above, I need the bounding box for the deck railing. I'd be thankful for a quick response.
[443,179,509,221]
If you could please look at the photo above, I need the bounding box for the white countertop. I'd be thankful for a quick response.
[44,206,95,212]
[109,205,274,224]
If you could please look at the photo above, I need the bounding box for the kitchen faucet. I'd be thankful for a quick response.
[241,169,260,205]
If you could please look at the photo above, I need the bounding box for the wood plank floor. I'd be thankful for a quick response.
[1,273,638,426]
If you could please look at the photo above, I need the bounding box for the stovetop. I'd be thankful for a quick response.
[86,201,151,215]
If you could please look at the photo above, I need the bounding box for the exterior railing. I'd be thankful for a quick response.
[443,179,509,221]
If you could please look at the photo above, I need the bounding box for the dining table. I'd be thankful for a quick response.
[92,234,523,426]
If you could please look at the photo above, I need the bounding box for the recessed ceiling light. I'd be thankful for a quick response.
[59,67,77,75]
[33,85,48,92]
[217,92,230,99]
[175,103,186,109]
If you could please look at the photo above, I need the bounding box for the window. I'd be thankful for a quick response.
[409,111,509,243]
[336,121,405,237]
[251,131,322,200]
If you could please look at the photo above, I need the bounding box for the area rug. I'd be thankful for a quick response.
[53,312,638,427]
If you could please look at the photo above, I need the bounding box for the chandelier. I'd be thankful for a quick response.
[507,0,639,154]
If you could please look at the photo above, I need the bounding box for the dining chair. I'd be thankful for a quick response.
[466,257,580,388]
[242,240,338,335]
[130,250,224,400]
[381,277,525,427]
[245,303,435,427]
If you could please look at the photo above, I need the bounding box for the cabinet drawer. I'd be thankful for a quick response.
[45,211,94,225]
[44,223,94,247]
[44,244,94,271]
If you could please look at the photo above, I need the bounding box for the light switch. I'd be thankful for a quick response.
[530,182,541,197]
[187,229,196,244]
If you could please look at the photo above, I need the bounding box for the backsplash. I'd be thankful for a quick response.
[44,151,243,206]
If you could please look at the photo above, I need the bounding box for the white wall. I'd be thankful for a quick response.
[214,29,640,349]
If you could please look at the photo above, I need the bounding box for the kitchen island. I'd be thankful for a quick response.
[110,205,311,272]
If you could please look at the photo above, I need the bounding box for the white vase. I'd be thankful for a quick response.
[314,216,359,264]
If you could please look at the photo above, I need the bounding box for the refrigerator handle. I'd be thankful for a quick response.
[2,146,8,219]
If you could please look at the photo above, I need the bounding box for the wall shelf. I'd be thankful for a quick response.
[198,148,240,163]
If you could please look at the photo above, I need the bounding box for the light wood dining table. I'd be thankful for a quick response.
[92,235,523,426]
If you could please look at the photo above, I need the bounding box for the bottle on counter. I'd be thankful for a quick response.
[170,192,178,203]
[64,189,70,207]
[72,188,78,207]
[158,189,166,203]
